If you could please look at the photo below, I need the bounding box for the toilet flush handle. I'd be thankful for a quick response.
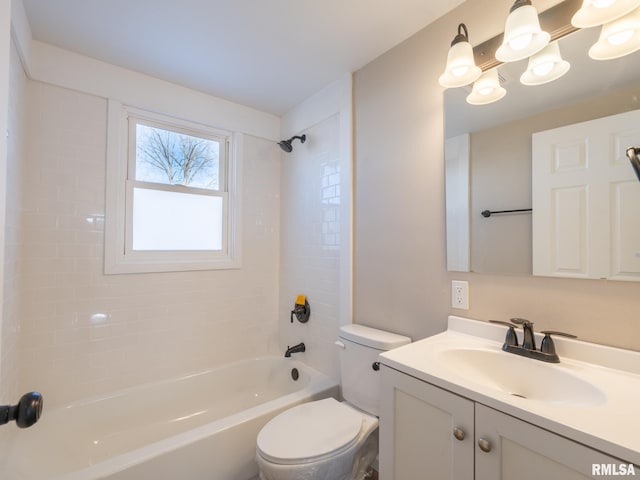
[334,340,346,349]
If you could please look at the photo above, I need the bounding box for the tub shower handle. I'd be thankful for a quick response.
[290,298,310,323]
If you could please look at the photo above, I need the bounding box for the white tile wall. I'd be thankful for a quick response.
[19,81,281,406]
[1,41,26,404]
[279,114,342,381]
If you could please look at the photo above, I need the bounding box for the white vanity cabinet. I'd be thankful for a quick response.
[379,365,624,480]
[379,364,474,479]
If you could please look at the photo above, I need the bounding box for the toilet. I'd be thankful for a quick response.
[256,324,411,480]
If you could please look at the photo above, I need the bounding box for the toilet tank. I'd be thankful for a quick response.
[338,324,411,416]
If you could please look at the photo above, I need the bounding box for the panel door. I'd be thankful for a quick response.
[379,366,474,480]
[532,109,640,280]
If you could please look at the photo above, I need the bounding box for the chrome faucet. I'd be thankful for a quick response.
[490,318,576,363]
[284,342,306,358]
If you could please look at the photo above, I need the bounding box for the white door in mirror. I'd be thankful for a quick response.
[532,109,640,281]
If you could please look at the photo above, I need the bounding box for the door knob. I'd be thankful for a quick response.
[0,392,43,428]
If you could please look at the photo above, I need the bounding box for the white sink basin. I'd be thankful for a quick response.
[438,348,606,407]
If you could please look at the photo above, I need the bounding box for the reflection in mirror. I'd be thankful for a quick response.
[531,109,640,281]
[444,26,640,277]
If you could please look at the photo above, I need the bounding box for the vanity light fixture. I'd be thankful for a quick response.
[442,0,640,100]
[520,41,571,85]
[439,23,482,88]
[571,0,640,27]
[495,0,551,63]
[466,68,507,105]
[588,6,640,58]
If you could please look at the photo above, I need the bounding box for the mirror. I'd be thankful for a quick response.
[444,26,640,277]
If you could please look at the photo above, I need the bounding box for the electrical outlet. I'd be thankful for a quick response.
[451,280,469,310]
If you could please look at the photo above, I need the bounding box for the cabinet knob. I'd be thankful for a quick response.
[453,427,466,441]
[478,438,492,453]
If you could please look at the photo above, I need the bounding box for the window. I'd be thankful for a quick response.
[105,101,241,273]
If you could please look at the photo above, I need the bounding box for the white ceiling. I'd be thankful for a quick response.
[21,0,465,115]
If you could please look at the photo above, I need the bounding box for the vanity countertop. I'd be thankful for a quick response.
[379,315,640,465]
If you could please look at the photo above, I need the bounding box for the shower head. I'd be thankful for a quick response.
[277,140,293,153]
[278,134,306,153]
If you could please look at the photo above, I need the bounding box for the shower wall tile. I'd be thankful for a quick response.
[1,41,27,404]
[279,114,342,381]
[19,81,280,406]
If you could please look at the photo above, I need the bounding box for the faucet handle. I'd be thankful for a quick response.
[540,330,577,338]
[489,320,518,347]
[540,331,577,356]
[509,317,533,327]
[489,320,513,327]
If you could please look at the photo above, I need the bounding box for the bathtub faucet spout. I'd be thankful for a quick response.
[284,342,306,358]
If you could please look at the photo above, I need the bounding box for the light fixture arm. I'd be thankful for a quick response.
[452,23,470,46]
[510,0,533,13]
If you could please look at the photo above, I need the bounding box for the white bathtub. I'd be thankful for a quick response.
[5,357,338,480]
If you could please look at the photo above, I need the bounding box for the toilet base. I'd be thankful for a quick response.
[257,430,378,480]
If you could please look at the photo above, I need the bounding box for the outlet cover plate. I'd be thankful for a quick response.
[451,280,469,310]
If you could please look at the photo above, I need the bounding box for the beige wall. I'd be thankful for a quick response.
[354,0,640,350]
[471,121,532,275]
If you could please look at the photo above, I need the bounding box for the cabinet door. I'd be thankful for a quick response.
[475,404,627,480]
[379,366,474,480]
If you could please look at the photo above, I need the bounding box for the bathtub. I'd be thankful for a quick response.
[4,356,338,480]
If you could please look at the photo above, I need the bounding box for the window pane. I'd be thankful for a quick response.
[132,188,223,251]
[135,123,220,190]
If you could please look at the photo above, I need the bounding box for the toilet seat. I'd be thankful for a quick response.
[256,398,363,465]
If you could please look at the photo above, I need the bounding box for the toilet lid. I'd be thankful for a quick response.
[257,398,363,465]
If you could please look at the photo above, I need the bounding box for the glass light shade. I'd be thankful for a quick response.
[520,42,571,85]
[572,0,640,28]
[496,3,551,62]
[466,69,507,105]
[439,40,482,88]
[589,7,640,59]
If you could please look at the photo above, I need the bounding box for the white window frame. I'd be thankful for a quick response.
[105,100,242,274]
